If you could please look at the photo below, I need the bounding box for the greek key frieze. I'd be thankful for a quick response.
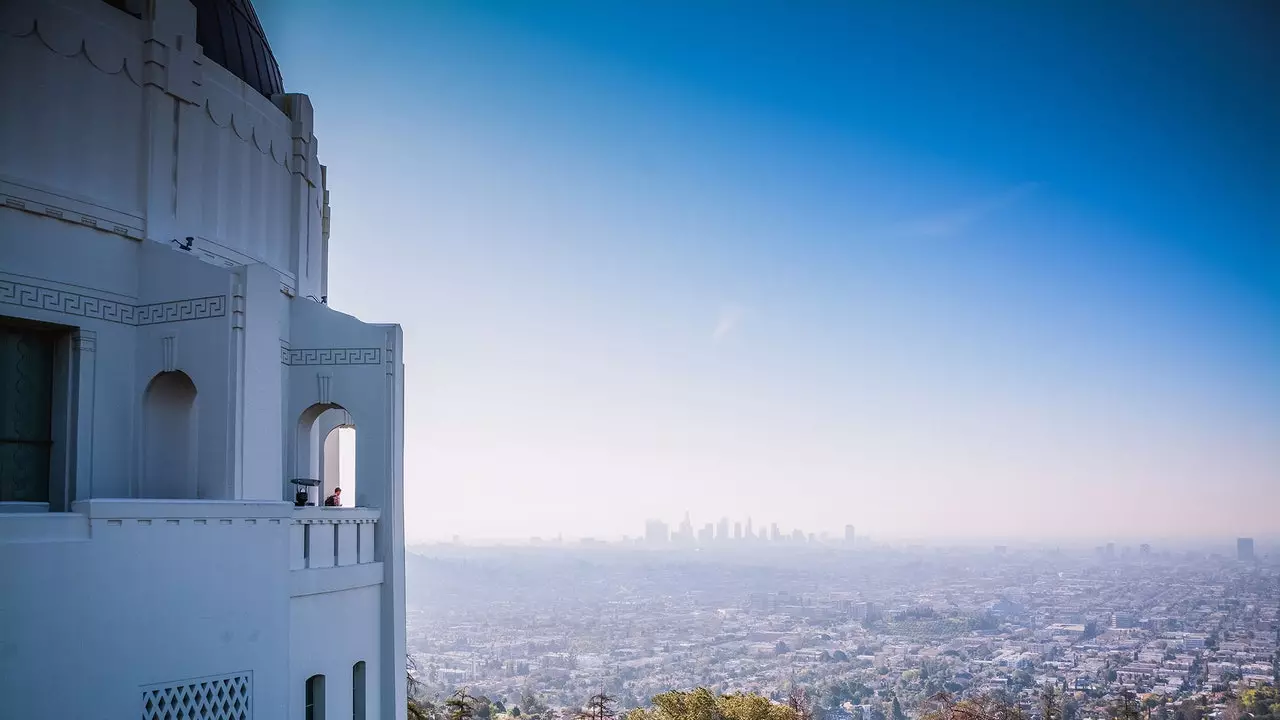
[282,347,382,366]
[0,278,226,327]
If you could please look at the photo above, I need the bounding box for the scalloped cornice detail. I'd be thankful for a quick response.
[201,91,293,168]
[1,5,144,86]
[2,0,316,180]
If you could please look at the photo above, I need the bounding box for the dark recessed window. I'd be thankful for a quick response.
[0,319,58,503]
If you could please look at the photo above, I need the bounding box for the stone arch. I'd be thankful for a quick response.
[294,403,357,506]
[140,370,198,499]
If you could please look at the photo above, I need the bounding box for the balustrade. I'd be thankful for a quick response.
[290,507,379,570]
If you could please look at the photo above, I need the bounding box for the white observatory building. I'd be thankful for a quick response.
[0,0,407,717]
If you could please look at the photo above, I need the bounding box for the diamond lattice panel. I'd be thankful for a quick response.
[142,673,251,720]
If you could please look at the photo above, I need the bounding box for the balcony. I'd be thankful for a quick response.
[290,507,381,598]
[0,498,291,543]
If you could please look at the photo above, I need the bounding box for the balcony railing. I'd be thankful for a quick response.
[290,507,379,570]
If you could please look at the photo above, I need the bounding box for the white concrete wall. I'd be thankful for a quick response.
[0,0,146,228]
[291,584,384,720]
[0,500,293,718]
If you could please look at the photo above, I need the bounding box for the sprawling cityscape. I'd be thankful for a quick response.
[404,529,1277,720]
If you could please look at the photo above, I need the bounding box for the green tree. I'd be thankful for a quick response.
[523,691,551,720]
[1040,684,1060,720]
[626,688,800,720]
[892,697,907,720]
[1110,691,1141,720]
[1241,685,1280,717]
[1062,695,1080,720]
[919,692,1027,720]
[580,693,618,720]
[448,690,479,720]
[788,687,814,720]
[407,657,440,720]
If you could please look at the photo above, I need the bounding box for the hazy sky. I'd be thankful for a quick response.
[261,1,1280,543]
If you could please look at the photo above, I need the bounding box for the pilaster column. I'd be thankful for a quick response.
[69,329,96,501]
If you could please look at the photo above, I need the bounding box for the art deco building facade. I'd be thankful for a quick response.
[0,0,407,716]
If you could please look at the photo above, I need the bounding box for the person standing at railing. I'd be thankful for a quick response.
[324,487,342,507]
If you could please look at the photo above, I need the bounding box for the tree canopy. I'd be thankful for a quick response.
[626,688,801,720]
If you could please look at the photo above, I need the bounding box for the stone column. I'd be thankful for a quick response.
[69,329,96,503]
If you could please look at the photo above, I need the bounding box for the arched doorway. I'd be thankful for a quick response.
[319,412,356,507]
[140,371,198,498]
[295,404,356,507]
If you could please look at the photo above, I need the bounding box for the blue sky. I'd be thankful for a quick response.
[261,1,1279,542]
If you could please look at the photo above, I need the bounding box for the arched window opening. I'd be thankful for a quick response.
[321,424,356,507]
[294,403,340,505]
[352,661,366,720]
[141,371,198,499]
[306,674,326,720]
[296,404,355,507]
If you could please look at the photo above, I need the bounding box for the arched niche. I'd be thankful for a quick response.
[140,371,199,499]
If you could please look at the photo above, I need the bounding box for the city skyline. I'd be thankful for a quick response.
[642,514,856,546]
[420,517,1272,554]
[263,2,1279,542]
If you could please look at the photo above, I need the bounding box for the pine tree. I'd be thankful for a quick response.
[580,693,618,720]
[1040,684,1060,720]
[448,689,479,720]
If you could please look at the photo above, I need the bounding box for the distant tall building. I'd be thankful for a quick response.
[733,522,742,540]
[844,524,855,546]
[745,517,753,538]
[1238,538,1255,562]
[791,528,805,542]
[678,512,694,543]
[717,517,730,542]
[644,519,669,545]
[698,523,714,544]
[770,523,781,542]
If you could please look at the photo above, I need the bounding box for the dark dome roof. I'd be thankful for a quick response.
[189,0,285,99]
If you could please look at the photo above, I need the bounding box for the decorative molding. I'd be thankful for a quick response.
[2,0,307,177]
[317,374,331,405]
[385,332,397,376]
[0,278,226,327]
[0,178,145,241]
[71,329,96,353]
[282,347,381,366]
[134,295,225,325]
[2,1,145,86]
[161,335,176,372]
[230,282,245,330]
